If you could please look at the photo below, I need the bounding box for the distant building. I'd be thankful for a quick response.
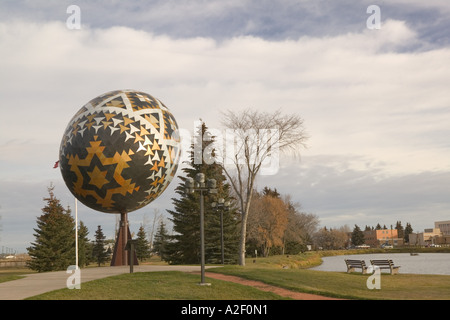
[363,229,402,247]
[435,220,450,235]
[408,220,450,246]
[409,228,441,246]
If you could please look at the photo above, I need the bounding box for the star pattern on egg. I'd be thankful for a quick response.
[59,90,181,214]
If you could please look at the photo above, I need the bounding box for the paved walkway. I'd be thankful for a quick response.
[204,272,344,300]
[0,265,210,300]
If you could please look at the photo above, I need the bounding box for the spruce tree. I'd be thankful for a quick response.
[404,222,413,244]
[166,121,239,264]
[27,186,76,272]
[136,225,151,261]
[206,200,239,264]
[92,225,108,266]
[153,220,170,261]
[395,221,404,239]
[262,187,281,198]
[351,224,365,246]
[77,221,91,267]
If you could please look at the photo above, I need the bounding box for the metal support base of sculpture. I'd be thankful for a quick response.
[111,212,138,266]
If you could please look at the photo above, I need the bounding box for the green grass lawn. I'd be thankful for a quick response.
[207,250,450,300]
[0,268,32,284]
[6,250,450,300]
[209,265,450,300]
[27,271,289,300]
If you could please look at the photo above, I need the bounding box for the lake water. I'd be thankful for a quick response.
[311,253,450,275]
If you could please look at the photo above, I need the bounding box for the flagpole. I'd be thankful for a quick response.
[75,197,78,269]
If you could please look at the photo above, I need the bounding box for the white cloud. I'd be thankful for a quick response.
[390,0,450,12]
[1,18,450,251]
[1,19,448,162]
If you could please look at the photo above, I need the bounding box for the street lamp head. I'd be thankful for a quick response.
[185,177,194,188]
[224,200,231,208]
[218,198,225,204]
[211,202,217,208]
[207,178,217,194]
[185,177,195,194]
[196,173,205,183]
[207,179,217,189]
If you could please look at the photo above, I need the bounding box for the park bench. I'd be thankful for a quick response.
[344,259,368,274]
[370,259,400,275]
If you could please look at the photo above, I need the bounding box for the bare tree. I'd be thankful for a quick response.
[313,226,350,250]
[145,208,163,250]
[283,195,319,252]
[220,109,308,265]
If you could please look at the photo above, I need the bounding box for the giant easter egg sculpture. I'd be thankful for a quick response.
[59,89,181,265]
[59,89,180,214]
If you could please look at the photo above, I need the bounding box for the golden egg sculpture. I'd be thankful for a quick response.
[59,89,181,214]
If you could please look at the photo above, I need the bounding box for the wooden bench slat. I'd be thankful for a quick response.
[370,259,400,275]
[344,259,368,274]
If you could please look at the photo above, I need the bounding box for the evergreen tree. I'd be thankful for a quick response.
[106,246,113,259]
[262,187,281,198]
[404,222,413,243]
[92,225,108,266]
[153,220,170,261]
[351,224,365,246]
[27,186,76,272]
[136,225,151,261]
[77,221,92,267]
[166,121,239,264]
[395,221,404,239]
[207,199,240,264]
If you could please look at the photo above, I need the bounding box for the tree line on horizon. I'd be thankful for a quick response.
[25,179,417,272]
[314,221,415,250]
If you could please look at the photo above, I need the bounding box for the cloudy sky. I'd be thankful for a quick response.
[1,0,449,253]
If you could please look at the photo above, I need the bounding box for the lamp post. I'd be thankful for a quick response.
[185,173,217,285]
[211,198,230,265]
